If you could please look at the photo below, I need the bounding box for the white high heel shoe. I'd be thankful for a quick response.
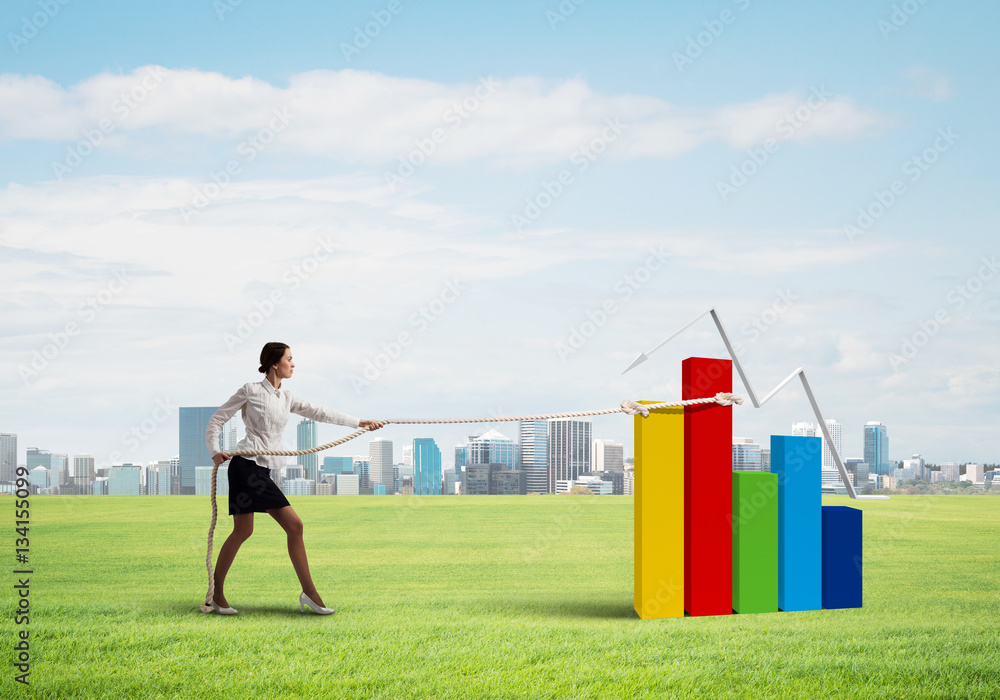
[210,599,238,615]
[300,591,335,615]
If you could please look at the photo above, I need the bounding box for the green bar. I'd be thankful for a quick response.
[732,471,779,614]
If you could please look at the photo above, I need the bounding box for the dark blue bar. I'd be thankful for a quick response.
[822,505,863,609]
[770,435,821,611]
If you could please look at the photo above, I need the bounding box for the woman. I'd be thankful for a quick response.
[204,341,384,615]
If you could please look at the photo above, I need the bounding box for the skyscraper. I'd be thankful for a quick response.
[412,438,442,495]
[467,429,518,470]
[1,433,17,483]
[368,439,393,493]
[592,440,624,472]
[864,421,890,475]
[821,418,843,469]
[454,445,466,477]
[297,418,318,483]
[323,456,354,475]
[732,437,763,471]
[792,422,816,437]
[547,419,591,493]
[180,407,221,495]
[519,420,549,494]
[73,454,95,494]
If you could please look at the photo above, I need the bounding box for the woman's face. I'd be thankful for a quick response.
[273,348,294,379]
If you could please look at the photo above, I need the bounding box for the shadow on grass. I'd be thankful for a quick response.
[172,603,336,617]
[480,598,639,620]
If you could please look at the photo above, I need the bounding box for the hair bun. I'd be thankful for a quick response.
[258,364,267,374]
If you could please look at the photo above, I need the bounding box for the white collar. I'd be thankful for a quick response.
[260,377,283,398]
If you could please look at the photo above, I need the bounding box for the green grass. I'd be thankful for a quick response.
[4,494,999,699]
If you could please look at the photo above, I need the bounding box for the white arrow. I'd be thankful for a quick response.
[623,307,888,500]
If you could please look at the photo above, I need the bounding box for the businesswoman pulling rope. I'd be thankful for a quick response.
[203,341,384,615]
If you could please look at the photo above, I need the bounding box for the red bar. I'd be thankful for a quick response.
[682,356,733,616]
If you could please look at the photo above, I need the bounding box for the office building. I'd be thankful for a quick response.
[494,469,526,495]
[323,456,354,475]
[109,465,142,495]
[467,429,518,471]
[822,418,842,469]
[413,438,442,495]
[623,467,634,496]
[864,421,890,475]
[454,445,467,479]
[732,437,763,471]
[29,466,50,491]
[792,422,816,437]
[518,420,548,494]
[0,433,16,483]
[180,407,221,495]
[369,439,393,493]
[902,454,926,481]
[939,462,960,482]
[556,475,613,495]
[297,418,318,483]
[966,464,985,484]
[547,419,591,493]
[353,458,370,488]
[403,445,413,466]
[761,448,771,471]
[593,440,624,472]
[285,478,316,496]
[443,471,458,495]
[195,465,228,495]
[336,473,360,495]
[27,447,54,471]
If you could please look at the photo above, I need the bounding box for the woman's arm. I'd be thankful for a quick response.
[288,393,362,429]
[205,384,248,458]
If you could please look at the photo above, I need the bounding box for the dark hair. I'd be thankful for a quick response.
[259,342,290,374]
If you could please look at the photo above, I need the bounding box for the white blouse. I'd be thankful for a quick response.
[205,378,361,470]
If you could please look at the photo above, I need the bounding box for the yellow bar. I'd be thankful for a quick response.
[634,402,685,619]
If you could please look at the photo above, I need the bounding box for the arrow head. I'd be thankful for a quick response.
[622,352,648,375]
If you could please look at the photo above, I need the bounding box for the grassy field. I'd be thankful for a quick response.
[4,494,999,699]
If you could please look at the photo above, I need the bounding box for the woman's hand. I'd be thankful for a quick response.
[213,452,231,466]
[359,420,385,431]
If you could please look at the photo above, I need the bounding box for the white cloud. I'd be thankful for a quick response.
[0,66,887,166]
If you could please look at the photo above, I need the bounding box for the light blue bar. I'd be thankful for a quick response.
[770,435,821,611]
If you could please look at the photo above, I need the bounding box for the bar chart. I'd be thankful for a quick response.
[634,356,863,620]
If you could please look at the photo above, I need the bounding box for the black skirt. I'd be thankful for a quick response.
[227,455,291,515]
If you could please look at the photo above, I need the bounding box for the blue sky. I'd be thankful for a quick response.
[2,0,998,471]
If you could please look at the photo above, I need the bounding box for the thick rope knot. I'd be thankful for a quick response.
[620,400,649,417]
[714,392,743,406]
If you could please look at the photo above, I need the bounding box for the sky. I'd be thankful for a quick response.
[2,0,998,473]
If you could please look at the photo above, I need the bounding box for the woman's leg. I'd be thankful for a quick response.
[213,513,254,607]
[267,505,325,607]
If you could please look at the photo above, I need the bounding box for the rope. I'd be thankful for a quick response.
[200,392,742,612]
